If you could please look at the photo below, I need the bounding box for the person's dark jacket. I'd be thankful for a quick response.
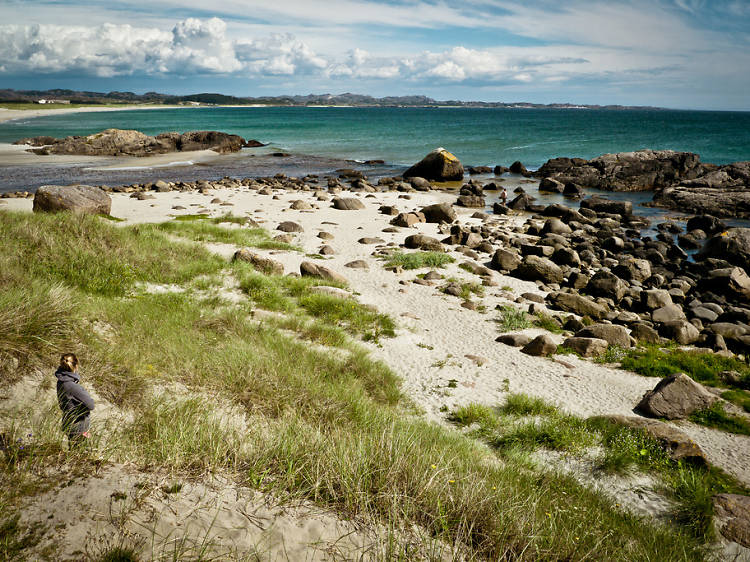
[55,368,95,436]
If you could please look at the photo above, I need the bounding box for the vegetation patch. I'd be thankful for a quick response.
[381,251,454,270]
[149,219,298,250]
[689,402,750,436]
[495,305,532,332]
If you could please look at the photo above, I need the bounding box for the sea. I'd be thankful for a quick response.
[1,106,749,233]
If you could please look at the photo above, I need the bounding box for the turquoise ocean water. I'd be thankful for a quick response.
[1,106,749,235]
[2,106,750,169]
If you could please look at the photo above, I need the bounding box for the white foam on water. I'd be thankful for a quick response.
[83,160,195,171]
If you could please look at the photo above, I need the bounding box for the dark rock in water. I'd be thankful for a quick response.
[580,195,633,216]
[509,161,531,176]
[494,165,509,175]
[33,184,111,214]
[697,228,750,270]
[575,323,631,347]
[493,202,510,215]
[403,148,464,181]
[714,494,750,548]
[535,150,704,191]
[651,186,750,219]
[539,177,564,193]
[593,415,707,465]
[563,182,584,196]
[636,373,717,420]
[421,203,457,223]
[507,193,534,211]
[467,166,492,174]
[686,214,727,235]
[521,334,557,356]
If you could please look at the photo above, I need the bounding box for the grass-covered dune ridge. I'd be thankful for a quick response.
[0,210,714,559]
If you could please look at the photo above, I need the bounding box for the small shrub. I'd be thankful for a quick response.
[495,306,531,332]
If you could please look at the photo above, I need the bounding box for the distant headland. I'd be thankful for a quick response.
[0,88,667,111]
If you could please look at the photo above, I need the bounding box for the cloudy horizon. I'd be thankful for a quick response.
[1,0,749,111]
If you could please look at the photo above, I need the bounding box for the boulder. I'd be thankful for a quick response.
[456,195,485,208]
[507,193,534,211]
[697,228,750,270]
[420,203,457,223]
[514,256,564,284]
[580,196,633,216]
[592,415,707,464]
[521,334,558,356]
[686,215,727,235]
[232,249,284,275]
[652,187,750,220]
[33,184,111,215]
[652,304,686,323]
[403,148,464,181]
[290,200,312,210]
[344,260,369,269]
[547,291,608,320]
[390,212,423,228]
[496,333,533,347]
[299,261,347,284]
[630,323,661,344]
[178,130,245,153]
[539,177,564,193]
[700,267,750,300]
[714,494,750,548]
[659,320,700,345]
[575,323,631,347]
[562,337,609,357]
[541,218,572,235]
[642,289,673,310]
[509,161,530,176]
[636,373,718,420]
[409,177,432,190]
[404,234,444,252]
[613,258,652,283]
[490,249,521,272]
[586,271,627,302]
[277,221,303,233]
[332,197,365,210]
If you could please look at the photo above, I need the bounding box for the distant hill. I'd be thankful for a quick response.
[0,88,665,110]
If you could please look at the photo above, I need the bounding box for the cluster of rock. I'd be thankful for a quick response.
[533,149,750,218]
[14,128,261,156]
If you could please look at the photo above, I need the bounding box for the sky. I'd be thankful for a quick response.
[1,0,749,110]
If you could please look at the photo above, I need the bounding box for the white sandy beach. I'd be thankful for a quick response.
[0,104,186,124]
[3,184,749,560]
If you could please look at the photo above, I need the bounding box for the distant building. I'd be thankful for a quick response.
[37,99,71,104]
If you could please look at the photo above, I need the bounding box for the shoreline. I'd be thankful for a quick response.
[0,103,189,125]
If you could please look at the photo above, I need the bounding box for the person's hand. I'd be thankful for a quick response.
[81,431,90,438]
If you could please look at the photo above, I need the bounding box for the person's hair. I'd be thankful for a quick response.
[59,353,78,372]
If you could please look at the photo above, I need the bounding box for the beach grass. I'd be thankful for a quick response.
[495,305,532,332]
[0,211,717,559]
[382,251,454,270]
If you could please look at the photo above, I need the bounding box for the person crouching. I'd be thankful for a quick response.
[55,353,95,448]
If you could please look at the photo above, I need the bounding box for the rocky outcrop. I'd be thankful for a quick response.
[714,494,750,547]
[403,148,464,181]
[636,373,718,420]
[17,128,247,156]
[697,228,750,271]
[535,150,705,191]
[650,186,750,219]
[32,184,111,214]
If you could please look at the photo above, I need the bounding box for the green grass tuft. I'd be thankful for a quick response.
[495,305,531,332]
[382,251,454,270]
[499,393,558,416]
[689,402,750,436]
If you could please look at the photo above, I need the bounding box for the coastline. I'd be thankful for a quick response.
[0,103,188,125]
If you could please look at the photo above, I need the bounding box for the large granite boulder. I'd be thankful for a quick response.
[562,337,608,357]
[547,291,608,320]
[535,150,704,191]
[714,494,750,548]
[19,128,246,156]
[232,249,284,275]
[697,228,750,270]
[490,249,521,272]
[420,203,457,223]
[636,373,718,420]
[579,196,633,216]
[299,261,347,284]
[521,334,558,357]
[332,197,365,210]
[592,415,707,464]
[514,256,564,284]
[575,323,631,347]
[403,148,464,181]
[33,184,111,215]
[404,234,444,252]
[652,187,750,219]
